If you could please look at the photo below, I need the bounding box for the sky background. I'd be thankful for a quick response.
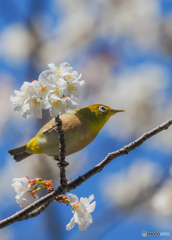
[0,0,172,239]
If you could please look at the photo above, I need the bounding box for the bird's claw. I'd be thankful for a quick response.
[57,161,69,168]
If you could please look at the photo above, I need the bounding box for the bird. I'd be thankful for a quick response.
[8,104,124,162]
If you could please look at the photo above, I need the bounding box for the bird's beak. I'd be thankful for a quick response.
[110,109,125,114]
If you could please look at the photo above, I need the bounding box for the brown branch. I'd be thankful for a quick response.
[67,118,172,188]
[0,117,172,229]
[21,201,51,220]
[22,187,55,220]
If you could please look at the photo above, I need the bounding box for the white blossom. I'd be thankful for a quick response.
[36,72,55,100]
[48,75,68,98]
[48,94,67,117]
[12,177,31,195]
[67,80,85,98]
[47,62,85,97]
[10,81,38,118]
[22,95,49,119]
[48,62,73,78]
[63,71,81,83]
[12,177,39,208]
[21,81,38,96]
[10,90,29,113]
[66,193,96,231]
[64,96,78,109]
[15,191,39,208]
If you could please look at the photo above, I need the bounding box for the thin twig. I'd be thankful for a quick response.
[55,116,68,191]
[0,117,172,229]
[26,115,68,220]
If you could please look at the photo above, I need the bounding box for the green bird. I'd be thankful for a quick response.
[8,104,124,161]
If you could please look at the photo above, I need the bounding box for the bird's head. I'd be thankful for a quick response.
[76,104,124,134]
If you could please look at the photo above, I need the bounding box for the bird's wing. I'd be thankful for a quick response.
[39,110,77,136]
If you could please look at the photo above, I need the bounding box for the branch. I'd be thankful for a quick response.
[1,117,172,229]
[68,117,172,188]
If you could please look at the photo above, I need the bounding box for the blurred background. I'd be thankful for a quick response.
[0,0,172,239]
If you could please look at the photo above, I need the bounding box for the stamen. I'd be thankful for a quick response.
[39,85,46,92]
[53,101,60,106]
[56,67,61,76]
[68,74,72,79]
[54,87,60,93]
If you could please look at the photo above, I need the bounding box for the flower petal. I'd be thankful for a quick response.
[78,222,89,231]
[66,216,76,231]
[84,212,93,224]
[86,201,96,213]
[80,197,89,207]
[64,97,78,109]
[15,191,38,208]
[49,106,61,118]
[67,193,79,205]
[33,107,42,119]
[88,194,94,202]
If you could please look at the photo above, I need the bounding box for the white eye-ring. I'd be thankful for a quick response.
[99,106,106,113]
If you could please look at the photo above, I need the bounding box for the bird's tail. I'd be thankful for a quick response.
[8,144,32,162]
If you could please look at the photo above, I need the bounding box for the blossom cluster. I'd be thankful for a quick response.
[12,177,53,208]
[12,177,96,231]
[10,62,85,118]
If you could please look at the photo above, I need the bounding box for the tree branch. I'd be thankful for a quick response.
[1,117,172,229]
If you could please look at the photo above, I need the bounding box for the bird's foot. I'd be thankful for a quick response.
[57,161,69,168]
[54,157,69,167]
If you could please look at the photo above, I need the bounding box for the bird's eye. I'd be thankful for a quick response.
[99,106,106,113]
